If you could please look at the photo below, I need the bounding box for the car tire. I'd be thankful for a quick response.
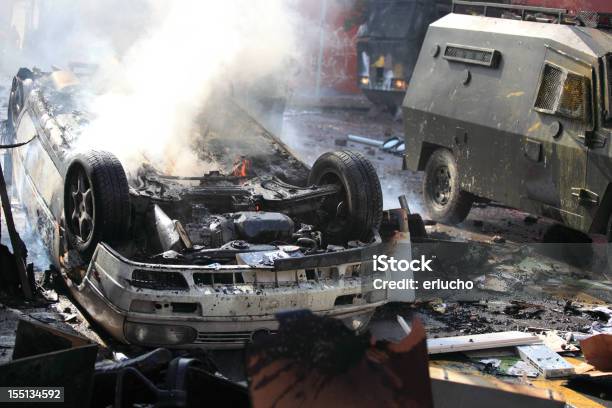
[308,150,383,244]
[3,69,32,187]
[423,149,473,224]
[6,68,34,135]
[64,150,130,260]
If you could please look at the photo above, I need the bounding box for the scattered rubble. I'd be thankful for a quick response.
[490,236,506,244]
[246,311,574,408]
[245,311,433,407]
[0,84,610,406]
[0,317,248,408]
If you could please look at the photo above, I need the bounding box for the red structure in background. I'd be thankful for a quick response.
[294,0,362,96]
[513,0,612,13]
[293,0,611,98]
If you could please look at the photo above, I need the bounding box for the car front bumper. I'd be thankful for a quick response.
[66,242,388,349]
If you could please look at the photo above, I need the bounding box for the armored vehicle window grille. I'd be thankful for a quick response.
[535,63,591,123]
[576,11,612,29]
[576,11,598,28]
[558,73,590,121]
[535,64,563,112]
[445,47,490,63]
[443,45,499,67]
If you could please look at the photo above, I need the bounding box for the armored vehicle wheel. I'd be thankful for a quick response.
[64,151,130,260]
[423,149,473,224]
[308,150,383,244]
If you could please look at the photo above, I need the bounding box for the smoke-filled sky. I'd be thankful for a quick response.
[17,0,302,176]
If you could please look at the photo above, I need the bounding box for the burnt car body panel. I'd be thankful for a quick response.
[403,10,612,234]
[11,87,66,258]
[5,71,400,349]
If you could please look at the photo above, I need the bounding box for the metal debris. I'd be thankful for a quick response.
[347,134,406,156]
[516,345,575,378]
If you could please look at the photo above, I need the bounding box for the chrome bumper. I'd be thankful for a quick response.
[67,243,387,349]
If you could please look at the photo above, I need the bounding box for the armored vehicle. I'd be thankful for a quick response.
[402,1,612,241]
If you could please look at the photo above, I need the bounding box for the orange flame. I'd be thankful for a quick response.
[233,157,251,177]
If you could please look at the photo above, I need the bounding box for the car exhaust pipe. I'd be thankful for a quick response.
[153,205,192,252]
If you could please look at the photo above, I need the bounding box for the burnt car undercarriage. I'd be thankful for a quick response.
[5,69,394,348]
[125,167,360,265]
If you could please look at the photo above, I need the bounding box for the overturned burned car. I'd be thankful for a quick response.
[2,68,398,349]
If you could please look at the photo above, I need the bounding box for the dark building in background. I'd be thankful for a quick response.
[356,0,452,110]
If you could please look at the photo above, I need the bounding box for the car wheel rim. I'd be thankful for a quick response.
[433,166,452,206]
[68,169,95,244]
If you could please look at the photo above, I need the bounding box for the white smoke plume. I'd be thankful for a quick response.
[17,0,300,176]
[81,1,299,175]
